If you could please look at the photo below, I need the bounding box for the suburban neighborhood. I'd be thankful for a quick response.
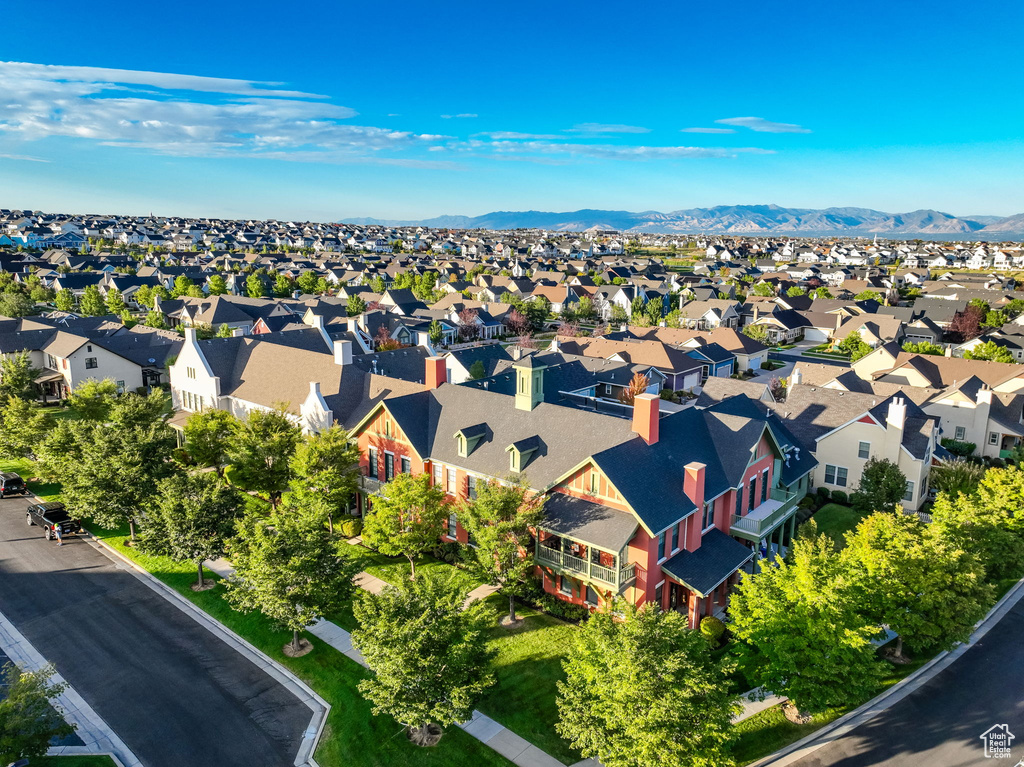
[0,205,1023,767]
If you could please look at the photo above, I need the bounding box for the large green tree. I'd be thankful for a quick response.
[54,287,74,312]
[352,570,495,744]
[0,291,33,317]
[207,274,228,295]
[557,603,737,767]
[930,490,1024,580]
[842,512,992,658]
[346,294,367,316]
[458,478,544,624]
[729,535,885,713]
[140,472,246,588]
[0,663,74,764]
[226,504,361,654]
[964,340,1015,363]
[183,408,238,474]
[105,286,126,315]
[0,351,40,404]
[289,425,361,533]
[246,273,267,298]
[362,471,446,579]
[851,457,908,515]
[67,378,119,421]
[79,284,105,316]
[225,408,302,505]
[0,397,54,459]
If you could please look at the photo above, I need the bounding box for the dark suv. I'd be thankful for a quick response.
[26,502,81,540]
[0,472,27,498]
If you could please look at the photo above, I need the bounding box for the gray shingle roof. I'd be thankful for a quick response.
[540,493,638,552]
[660,529,753,597]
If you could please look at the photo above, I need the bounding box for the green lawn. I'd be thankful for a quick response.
[732,656,928,764]
[343,544,484,594]
[808,503,862,549]
[0,457,62,502]
[85,523,514,767]
[32,757,119,767]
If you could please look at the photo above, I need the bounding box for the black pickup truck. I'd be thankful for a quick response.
[26,502,82,540]
[0,472,27,498]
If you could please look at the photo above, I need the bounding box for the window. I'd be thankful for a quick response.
[585,585,599,606]
[589,472,597,494]
[559,577,572,596]
[748,476,757,508]
[858,441,870,459]
[702,502,714,531]
[446,468,456,495]
[85,357,98,369]
[989,432,1000,446]
[668,525,677,553]
[904,481,915,502]
[433,463,442,486]
[384,419,391,438]
[657,532,666,561]
[400,456,411,474]
[186,366,196,379]
[761,469,769,504]
[46,354,56,370]
[86,345,92,352]
[384,453,394,481]
[367,448,378,478]
[954,426,966,441]
[824,464,848,487]
[735,487,744,517]
[447,513,457,538]
[467,475,478,499]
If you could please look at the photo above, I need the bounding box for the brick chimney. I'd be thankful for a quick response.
[632,393,659,445]
[425,356,447,389]
[683,462,706,551]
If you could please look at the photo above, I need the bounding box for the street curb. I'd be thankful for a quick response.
[82,528,330,767]
[748,575,1024,766]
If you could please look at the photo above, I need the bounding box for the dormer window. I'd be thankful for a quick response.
[506,435,540,472]
[454,424,487,458]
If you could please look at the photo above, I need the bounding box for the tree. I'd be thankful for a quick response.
[67,378,119,420]
[556,603,737,767]
[79,284,105,316]
[361,472,446,579]
[0,397,54,460]
[0,351,39,405]
[0,291,32,317]
[140,472,246,589]
[752,282,775,297]
[838,330,872,361]
[246,273,267,298]
[930,491,1024,581]
[274,274,293,297]
[105,286,126,315]
[183,408,238,474]
[929,458,985,496]
[458,478,544,624]
[347,294,366,316]
[984,310,1008,329]
[976,466,1024,539]
[646,297,663,326]
[964,340,1015,363]
[851,457,907,515]
[315,277,331,295]
[786,285,807,297]
[428,319,444,346]
[144,308,167,328]
[811,286,833,299]
[226,504,361,654]
[468,359,487,380]
[575,296,596,321]
[171,275,194,298]
[297,270,318,295]
[289,425,361,533]
[352,570,495,744]
[948,305,984,342]
[902,341,944,355]
[55,287,74,312]
[216,322,233,338]
[842,512,992,658]
[630,295,646,319]
[0,663,74,763]
[618,372,651,405]
[457,308,480,341]
[729,535,885,713]
[742,324,770,345]
[225,408,302,506]
[610,303,628,323]
[207,274,228,295]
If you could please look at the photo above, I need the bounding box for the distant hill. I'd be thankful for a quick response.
[343,205,1024,235]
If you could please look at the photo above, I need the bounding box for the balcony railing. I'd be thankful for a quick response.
[536,543,637,592]
[359,475,385,495]
[730,487,799,540]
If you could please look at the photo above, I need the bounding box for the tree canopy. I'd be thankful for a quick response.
[851,457,908,515]
[361,472,447,579]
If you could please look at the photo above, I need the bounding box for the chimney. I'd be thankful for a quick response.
[790,365,802,386]
[426,356,447,389]
[184,326,198,345]
[632,393,659,445]
[683,462,706,551]
[752,305,759,323]
[334,339,353,366]
[886,397,906,431]
[945,344,952,358]
[310,381,321,397]
[978,387,993,406]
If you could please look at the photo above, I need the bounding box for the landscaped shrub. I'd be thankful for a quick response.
[537,594,590,622]
[940,437,977,457]
[830,490,849,505]
[429,540,462,564]
[699,615,726,647]
[991,458,1006,468]
[816,487,831,501]
[339,517,363,538]
[798,496,816,510]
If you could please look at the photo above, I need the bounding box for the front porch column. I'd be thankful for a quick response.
[687,591,700,629]
[788,514,797,547]
[716,582,727,606]
[703,595,713,619]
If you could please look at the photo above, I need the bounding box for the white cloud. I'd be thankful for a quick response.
[680,127,736,134]
[440,113,478,119]
[478,131,566,140]
[715,117,811,133]
[567,123,651,134]
[471,140,773,161]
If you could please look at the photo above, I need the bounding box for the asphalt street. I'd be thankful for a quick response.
[787,594,1024,767]
[0,495,311,767]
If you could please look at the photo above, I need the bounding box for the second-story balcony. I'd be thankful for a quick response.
[730,486,799,542]
[359,474,385,495]
[535,543,638,592]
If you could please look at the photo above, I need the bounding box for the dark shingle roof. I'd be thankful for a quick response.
[540,493,638,551]
[660,529,753,596]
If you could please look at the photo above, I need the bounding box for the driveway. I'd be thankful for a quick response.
[785,595,1024,766]
[0,495,311,767]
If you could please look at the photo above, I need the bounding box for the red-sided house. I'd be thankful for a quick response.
[350,354,818,628]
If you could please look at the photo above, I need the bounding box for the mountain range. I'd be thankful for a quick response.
[345,205,1024,236]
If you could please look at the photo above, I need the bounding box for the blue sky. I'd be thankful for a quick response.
[1,0,1022,220]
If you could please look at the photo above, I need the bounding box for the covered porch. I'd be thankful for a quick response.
[660,529,753,628]
[731,486,799,563]
[535,493,639,594]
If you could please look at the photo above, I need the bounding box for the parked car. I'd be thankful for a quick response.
[0,472,27,498]
[26,502,81,540]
